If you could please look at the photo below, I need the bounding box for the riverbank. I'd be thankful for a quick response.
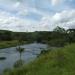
[0,40,28,49]
[3,43,75,75]
[0,43,47,75]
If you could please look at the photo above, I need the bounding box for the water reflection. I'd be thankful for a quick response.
[0,43,48,73]
[14,59,25,68]
[16,46,25,60]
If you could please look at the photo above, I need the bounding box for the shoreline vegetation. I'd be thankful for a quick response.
[0,40,28,49]
[3,43,75,75]
[0,27,75,49]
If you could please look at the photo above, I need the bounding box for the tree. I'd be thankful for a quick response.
[67,29,75,43]
[53,26,66,33]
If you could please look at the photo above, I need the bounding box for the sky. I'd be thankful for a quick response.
[0,0,75,32]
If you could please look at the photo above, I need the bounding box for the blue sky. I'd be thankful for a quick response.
[0,0,75,32]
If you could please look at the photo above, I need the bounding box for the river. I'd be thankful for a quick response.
[0,43,48,74]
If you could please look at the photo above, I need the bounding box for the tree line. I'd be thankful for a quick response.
[0,26,75,47]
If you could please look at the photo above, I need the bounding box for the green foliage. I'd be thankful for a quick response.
[0,40,19,49]
[53,26,66,33]
[3,43,75,75]
[0,28,75,47]
[48,39,66,47]
[67,30,75,43]
[0,30,12,41]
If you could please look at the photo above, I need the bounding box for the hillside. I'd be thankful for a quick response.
[4,43,75,75]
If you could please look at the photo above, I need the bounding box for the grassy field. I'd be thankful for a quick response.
[0,40,27,49]
[3,43,75,75]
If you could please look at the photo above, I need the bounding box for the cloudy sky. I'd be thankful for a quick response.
[0,0,75,32]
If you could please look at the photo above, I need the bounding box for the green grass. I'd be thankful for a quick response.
[0,40,26,49]
[3,43,75,75]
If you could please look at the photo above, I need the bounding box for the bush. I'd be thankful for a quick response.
[48,39,66,47]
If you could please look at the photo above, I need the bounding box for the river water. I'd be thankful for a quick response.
[0,43,48,73]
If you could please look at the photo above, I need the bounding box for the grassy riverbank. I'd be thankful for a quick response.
[0,40,27,49]
[3,43,75,75]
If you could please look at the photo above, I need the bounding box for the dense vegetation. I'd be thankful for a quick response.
[0,26,75,47]
[0,39,28,49]
[0,40,19,49]
[3,43,75,75]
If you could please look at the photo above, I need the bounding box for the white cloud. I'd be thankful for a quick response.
[53,9,75,28]
[0,10,38,32]
[0,9,75,32]
[37,9,75,31]
[52,10,75,23]
[0,0,75,32]
[13,2,21,8]
[51,0,62,6]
